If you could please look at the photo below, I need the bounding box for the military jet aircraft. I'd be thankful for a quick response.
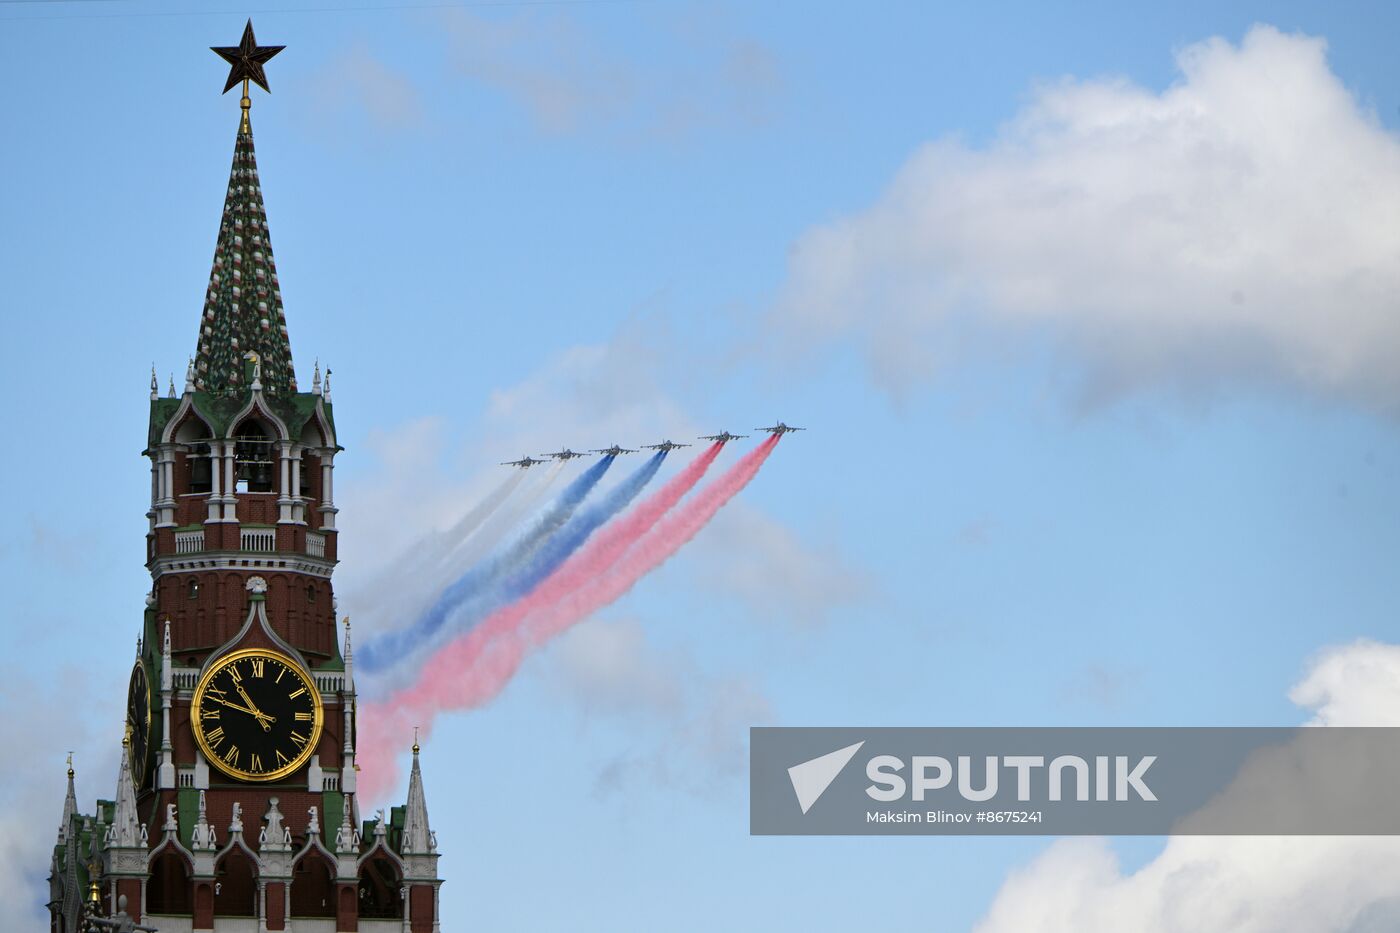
[756,422,805,435]
[592,444,638,457]
[698,430,748,443]
[543,448,588,461]
[641,440,692,452]
[501,456,548,468]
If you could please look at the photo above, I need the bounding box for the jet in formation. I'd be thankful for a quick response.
[543,448,588,461]
[699,430,748,444]
[756,422,805,435]
[592,444,638,457]
[501,455,550,469]
[641,440,692,452]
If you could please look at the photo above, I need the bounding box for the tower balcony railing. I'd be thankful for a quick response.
[240,527,277,552]
[175,529,205,554]
[158,525,331,558]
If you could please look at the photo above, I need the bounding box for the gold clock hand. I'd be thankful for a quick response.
[235,684,265,714]
[234,685,274,732]
[213,697,276,730]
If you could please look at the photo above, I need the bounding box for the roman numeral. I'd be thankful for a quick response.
[202,707,220,721]
[228,665,242,684]
[275,750,290,767]
[206,684,227,702]
[223,745,239,766]
[250,753,263,773]
[205,727,225,749]
[275,666,286,684]
[295,712,312,721]
[290,730,308,750]
[250,658,265,678]
[288,686,306,699]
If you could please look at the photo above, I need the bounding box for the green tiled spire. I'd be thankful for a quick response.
[192,115,296,396]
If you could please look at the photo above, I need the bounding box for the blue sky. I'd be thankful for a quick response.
[5,1,1400,929]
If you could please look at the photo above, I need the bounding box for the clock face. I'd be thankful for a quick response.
[191,648,323,782]
[126,662,152,789]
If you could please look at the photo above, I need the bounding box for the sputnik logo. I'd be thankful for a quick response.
[787,741,865,814]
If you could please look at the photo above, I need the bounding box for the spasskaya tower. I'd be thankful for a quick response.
[48,21,443,933]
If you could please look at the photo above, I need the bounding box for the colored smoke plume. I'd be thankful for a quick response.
[357,437,776,800]
[358,456,612,673]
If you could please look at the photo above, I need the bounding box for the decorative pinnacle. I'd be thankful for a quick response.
[413,726,420,755]
[67,752,74,779]
[149,365,158,400]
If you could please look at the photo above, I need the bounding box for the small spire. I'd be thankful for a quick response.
[149,365,159,400]
[57,753,77,844]
[168,373,176,398]
[260,797,292,852]
[334,794,360,854]
[184,357,196,394]
[323,367,332,402]
[109,730,143,850]
[400,736,435,855]
[342,616,354,697]
[312,358,321,395]
[192,789,216,850]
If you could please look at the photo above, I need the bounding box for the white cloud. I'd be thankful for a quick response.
[685,500,868,628]
[438,7,781,140]
[545,615,772,796]
[303,45,423,137]
[975,638,1400,933]
[773,25,1400,407]
[549,614,686,717]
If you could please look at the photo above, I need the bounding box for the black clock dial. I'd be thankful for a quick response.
[126,662,152,789]
[192,649,323,782]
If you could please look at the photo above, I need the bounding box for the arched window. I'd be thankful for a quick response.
[290,852,336,918]
[357,851,403,919]
[299,450,318,498]
[147,849,192,914]
[233,421,275,493]
[214,846,258,917]
[187,443,213,494]
[174,416,214,496]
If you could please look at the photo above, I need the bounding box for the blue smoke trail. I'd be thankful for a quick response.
[358,456,614,673]
[494,451,666,606]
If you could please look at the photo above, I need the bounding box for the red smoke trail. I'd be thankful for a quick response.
[358,436,777,800]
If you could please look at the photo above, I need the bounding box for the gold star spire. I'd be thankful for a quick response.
[211,19,285,133]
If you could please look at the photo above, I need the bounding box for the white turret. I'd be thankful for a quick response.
[158,620,175,790]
